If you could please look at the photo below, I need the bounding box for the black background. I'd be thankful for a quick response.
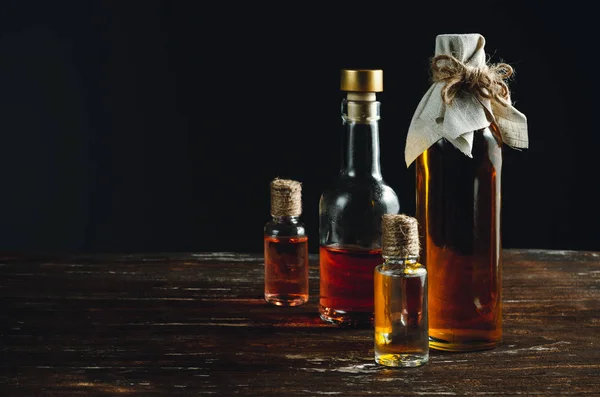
[0,1,596,254]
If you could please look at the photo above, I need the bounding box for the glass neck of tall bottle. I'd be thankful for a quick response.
[340,98,382,180]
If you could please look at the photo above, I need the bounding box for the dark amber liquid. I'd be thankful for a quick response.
[416,128,502,351]
[319,245,382,327]
[264,236,309,306]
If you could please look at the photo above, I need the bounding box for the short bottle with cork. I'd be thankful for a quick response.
[374,214,428,368]
[264,178,309,306]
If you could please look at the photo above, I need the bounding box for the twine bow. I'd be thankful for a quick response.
[431,54,514,106]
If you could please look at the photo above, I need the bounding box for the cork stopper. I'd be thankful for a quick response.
[270,178,302,217]
[381,214,420,258]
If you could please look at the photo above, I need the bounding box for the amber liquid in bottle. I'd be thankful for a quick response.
[374,261,428,367]
[264,236,309,306]
[416,127,502,351]
[319,245,382,326]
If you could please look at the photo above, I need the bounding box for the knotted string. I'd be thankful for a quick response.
[431,54,514,106]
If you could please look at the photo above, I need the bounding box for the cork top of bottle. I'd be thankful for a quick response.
[340,69,383,92]
[270,178,302,217]
[381,214,420,258]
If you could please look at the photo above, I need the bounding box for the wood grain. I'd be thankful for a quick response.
[0,249,599,396]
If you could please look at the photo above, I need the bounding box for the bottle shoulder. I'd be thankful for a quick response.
[320,177,400,214]
[264,220,307,238]
[425,126,502,168]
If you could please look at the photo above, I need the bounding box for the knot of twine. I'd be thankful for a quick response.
[431,54,513,106]
[381,214,420,258]
[270,178,302,217]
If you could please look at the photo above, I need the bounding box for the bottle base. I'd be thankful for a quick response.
[265,294,308,307]
[429,334,501,352]
[319,304,373,328]
[375,352,429,368]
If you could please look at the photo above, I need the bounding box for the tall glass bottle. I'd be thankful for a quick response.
[408,33,527,352]
[416,125,502,351]
[319,69,400,327]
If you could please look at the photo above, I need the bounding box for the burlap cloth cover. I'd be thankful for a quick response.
[405,33,528,167]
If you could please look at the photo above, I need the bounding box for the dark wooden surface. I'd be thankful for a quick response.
[0,249,599,396]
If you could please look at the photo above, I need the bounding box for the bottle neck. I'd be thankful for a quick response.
[380,256,421,274]
[382,255,419,266]
[271,215,300,224]
[340,96,382,179]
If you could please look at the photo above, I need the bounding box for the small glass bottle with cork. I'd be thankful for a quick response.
[263,178,309,306]
[374,214,428,368]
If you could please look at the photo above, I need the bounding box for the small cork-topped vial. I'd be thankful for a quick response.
[374,214,429,367]
[263,178,309,306]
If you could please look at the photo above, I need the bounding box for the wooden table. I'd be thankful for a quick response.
[0,249,599,396]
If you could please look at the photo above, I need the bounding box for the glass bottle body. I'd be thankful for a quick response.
[374,256,428,367]
[319,98,400,327]
[264,216,309,306]
[416,126,502,351]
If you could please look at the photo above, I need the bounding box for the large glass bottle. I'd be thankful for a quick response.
[416,124,502,351]
[319,69,400,327]
[408,33,528,352]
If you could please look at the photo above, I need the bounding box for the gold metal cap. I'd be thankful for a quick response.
[340,69,383,92]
